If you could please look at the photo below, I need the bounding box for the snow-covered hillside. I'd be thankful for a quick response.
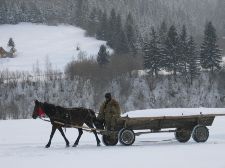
[1,72,225,120]
[0,23,110,71]
[0,108,225,168]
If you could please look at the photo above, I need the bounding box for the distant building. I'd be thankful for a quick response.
[0,47,7,58]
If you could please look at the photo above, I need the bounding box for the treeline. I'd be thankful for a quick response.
[0,0,138,55]
[69,20,223,86]
[143,21,223,83]
[1,0,225,37]
[1,68,225,120]
[83,8,137,54]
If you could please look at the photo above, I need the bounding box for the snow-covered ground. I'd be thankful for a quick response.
[0,108,225,168]
[0,23,110,72]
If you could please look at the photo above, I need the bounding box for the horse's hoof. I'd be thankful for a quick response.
[66,144,70,147]
[97,143,101,147]
[72,144,77,147]
[45,145,50,148]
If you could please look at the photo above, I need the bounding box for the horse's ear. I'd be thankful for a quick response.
[35,100,39,105]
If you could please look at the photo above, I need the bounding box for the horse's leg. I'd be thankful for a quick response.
[58,127,70,147]
[46,125,56,148]
[86,122,101,146]
[73,128,83,147]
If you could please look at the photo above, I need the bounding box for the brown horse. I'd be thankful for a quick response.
[32,100,101,148]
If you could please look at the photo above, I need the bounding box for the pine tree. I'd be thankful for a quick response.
[7,38,16,57]
[75,0,89,27]
[115,29,129,54]
[162,25,180,76]
[19,2,28,22]
[143,40,151,70]
[114,14,129,54]
[8,38,15,48]
[158,20,168,72]
[200,21,222,72]
[87,8,99,36]
[179,25,189,78]
[158,20,168,44]
[96,11,108,41]
[143,27,161,76]
[187,36,199,84]
[107,8,117,48]
[27,3,43,23]
[0,1,7,24]
[125,12,136,54]
[97,45,109,66]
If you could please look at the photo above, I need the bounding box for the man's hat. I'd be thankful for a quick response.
[105,92,111,99]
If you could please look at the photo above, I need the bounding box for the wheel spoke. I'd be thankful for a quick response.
[119,129,135,146]
[102,134,118,146]
[175,128,192,143]
[192,125,209,143]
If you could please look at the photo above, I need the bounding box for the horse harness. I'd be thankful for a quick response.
[52,106,92,127]
[52,106,72,127]
[39,104,97,132]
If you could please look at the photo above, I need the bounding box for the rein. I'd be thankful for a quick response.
[39,117,51,122]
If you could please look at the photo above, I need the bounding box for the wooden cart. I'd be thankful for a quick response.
[100,113,225,146]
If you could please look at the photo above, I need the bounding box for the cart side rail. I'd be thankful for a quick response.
[122,113,225,120]
[118,113,225,130]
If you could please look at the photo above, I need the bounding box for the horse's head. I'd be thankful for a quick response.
[32,100,45,119]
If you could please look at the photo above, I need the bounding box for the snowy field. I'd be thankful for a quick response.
[0,109,225,168]
[0,23,109,71]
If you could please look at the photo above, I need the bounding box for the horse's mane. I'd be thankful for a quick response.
[43,102,65,110]
[42,102,58,116]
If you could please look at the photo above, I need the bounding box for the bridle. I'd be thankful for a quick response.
[36,107,46,117]
[36,106,51,122]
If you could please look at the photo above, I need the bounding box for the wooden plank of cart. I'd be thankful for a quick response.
[100,113,225,146]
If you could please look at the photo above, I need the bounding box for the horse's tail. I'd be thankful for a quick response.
[89,109,104,130]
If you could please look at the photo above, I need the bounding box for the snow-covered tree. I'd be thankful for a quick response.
[143,27,161,76]
[162,25,180,76]
[114,14,129,54]
[107,8,117,49]
[200,22,222,72]
[75,0,89,27]
[87,8,99,36]
[158,20,168,44]
[125,12,137,54]
[96,11,108,41]
[97,45,109,66]
[8,38,15,48]
[187,36,199,84]
[7,38,16,57]
[179,25,189,78]
[115,29,129,54]
[0,0,7,24]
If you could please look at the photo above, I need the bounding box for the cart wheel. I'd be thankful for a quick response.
[192,125,209,143]
[175,128,192,143]
[102,134,118,146]
[119,129,135,146]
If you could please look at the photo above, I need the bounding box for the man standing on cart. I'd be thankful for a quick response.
[97,93,121,131]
